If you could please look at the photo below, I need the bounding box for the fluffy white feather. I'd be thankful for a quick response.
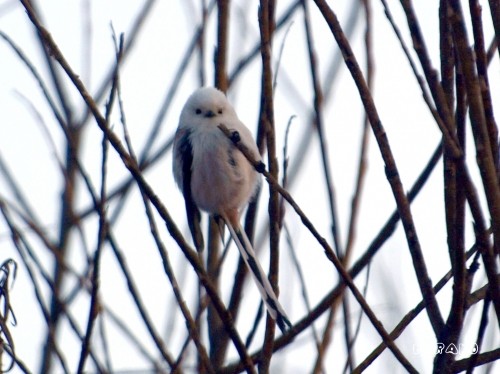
[173,87,291,332]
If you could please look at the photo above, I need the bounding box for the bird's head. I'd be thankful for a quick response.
[180,87,234,127]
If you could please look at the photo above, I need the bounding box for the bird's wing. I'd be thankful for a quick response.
[174,128,204,252]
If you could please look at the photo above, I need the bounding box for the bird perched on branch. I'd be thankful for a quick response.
[172,87,291,332]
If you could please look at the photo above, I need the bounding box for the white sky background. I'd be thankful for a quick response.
[0,0,498,373]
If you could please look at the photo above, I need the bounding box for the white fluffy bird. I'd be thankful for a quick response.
[172,87,291,332]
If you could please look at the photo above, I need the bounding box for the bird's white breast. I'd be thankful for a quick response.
[190,125,258,215]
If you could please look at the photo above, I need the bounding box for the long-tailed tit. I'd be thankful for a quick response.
[172,87,291,332]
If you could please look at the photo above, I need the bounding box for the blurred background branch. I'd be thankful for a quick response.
[0,0,498,372]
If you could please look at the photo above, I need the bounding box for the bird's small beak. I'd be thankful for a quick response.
[205,110,215,118]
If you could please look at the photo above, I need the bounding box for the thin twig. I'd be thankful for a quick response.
[219,123,418,373]
[17,3,256,370]
[447,0,500,320]
[354,246,478,372]
[76,32,122,374]
[258,1,281,371]
[313,0,445,339]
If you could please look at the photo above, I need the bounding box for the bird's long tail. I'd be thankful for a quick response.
[223,217,291,333]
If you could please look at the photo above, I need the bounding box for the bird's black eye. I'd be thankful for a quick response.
[218,108,223,114]
[195,108,202,115]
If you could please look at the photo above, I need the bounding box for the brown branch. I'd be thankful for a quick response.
[313,0,445,338]
[398,0,461,157]
[117,62,215,372]
[78,0,158,130]
[228,0,301,86]
[77,33,124,373]
[258,1,281,371]
[215,0,229,91]
[103,308,164,371]
[355,245,478,372]
[470,0,499,174]
[63,110,180,370]
[487,0,500,59]
[339,0,375,369]
[300,0,348,370]
[106,1,216,225]
[465,296,491,373]
[222,138,443,373]
[219,123,418,373]
[434,2,468,371]
[447,0,500,321]
[16,2,256,371]
[0,198,107,373]
[207,1,232,369]
[452,348,500,372]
